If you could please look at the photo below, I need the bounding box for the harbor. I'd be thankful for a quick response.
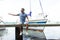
[0,0,60,40]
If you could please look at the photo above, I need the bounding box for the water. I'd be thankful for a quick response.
[0,27,15,40]
[0,27,60,40]
[23,27,60,39]
[44,27,60,39]
[0,22,15,40]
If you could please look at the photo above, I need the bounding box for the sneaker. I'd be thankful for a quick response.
[20,32,23,35]
[26,32,28,35]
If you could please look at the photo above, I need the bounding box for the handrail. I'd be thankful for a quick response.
[0,24,60,27]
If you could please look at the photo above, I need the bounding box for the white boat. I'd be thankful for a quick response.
[23,0,48,31]
[28,0,48,24]
[29,19,47,24]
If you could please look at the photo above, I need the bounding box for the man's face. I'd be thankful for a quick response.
[21,8,25,13]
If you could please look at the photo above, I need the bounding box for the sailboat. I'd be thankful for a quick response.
[23,0,48,32]
[28,0,48,24]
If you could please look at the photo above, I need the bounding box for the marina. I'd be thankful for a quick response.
[0,0,60,40]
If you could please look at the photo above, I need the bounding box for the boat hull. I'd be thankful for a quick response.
[29,19,47,24]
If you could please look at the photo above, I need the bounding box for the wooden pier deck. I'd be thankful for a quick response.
[0,24,60,27]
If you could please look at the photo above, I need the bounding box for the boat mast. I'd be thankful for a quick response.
[29,0,32,17]
[39,0,44,14]
[39,0,48,19]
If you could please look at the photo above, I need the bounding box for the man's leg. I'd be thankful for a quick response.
[20,24,23,35]
[25,22,28,35]
[26,24,28,32]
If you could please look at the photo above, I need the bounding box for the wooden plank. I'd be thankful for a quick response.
[28,24,60,26]
[0,24,60,27]
[28,29,43,32]
[23,27,44,32]
[0,24,20,27]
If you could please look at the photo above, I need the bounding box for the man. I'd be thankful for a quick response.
[9,8,29,35]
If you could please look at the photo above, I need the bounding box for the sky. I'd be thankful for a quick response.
[0,0,60,22]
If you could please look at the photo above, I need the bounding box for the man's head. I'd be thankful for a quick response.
[21,8,25,13]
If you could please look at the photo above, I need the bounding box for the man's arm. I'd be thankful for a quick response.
[8,13,19,16]
[26,16,29,21]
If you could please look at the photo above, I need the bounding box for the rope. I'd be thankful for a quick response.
[30,0,31,12]
[29,0,32,16]
[39,0,44,14]
[39,0,45,31]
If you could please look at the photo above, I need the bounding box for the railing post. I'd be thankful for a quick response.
[16,24,23,40]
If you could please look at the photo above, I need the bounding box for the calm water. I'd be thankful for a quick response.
[0,27,15,40]
[27,26,60,39]
[0,27,60,40]
[44,27,60,39]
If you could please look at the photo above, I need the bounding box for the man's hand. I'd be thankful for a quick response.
[8,13,12,15]
[8,13,14,15]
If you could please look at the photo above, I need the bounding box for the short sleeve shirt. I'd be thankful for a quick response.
[19,13,27,24]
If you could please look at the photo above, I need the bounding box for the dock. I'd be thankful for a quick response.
[0,24,60,40]
[0,24,60,27]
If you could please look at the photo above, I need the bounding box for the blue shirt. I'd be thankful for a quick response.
[19,13,27,24]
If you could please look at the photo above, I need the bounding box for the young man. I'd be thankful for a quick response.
[9,8,29,35]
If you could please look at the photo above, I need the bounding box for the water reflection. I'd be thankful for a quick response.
[0,27,15,40]
[44,27,60,39]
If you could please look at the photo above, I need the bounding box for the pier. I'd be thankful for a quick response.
[0,24,60,27]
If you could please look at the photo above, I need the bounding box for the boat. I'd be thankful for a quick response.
[28,0,48,24]
[29,19,47,24]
